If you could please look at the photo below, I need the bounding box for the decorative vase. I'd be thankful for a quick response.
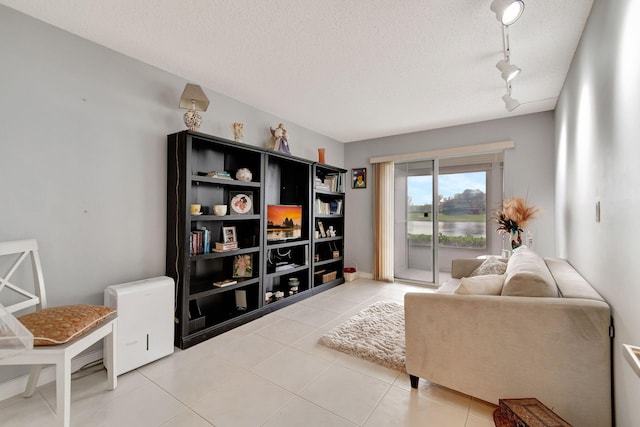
[510,229,522,249]
[318,148,326,163]
[235,168,252,182]
[183,109,202,131]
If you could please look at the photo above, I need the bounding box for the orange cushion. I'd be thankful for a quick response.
[18,304,116,346]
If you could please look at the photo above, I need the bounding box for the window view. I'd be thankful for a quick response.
[407,171,486,248]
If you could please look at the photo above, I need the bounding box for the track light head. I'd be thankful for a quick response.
[502,93,520,112]
[491,0,525,26]
[496,60,521,82]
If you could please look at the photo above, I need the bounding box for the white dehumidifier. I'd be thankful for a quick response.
[104,276,175,375]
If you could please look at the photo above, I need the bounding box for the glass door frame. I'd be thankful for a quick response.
[394,159,440,286]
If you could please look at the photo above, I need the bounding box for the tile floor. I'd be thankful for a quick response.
[0,279,496,427]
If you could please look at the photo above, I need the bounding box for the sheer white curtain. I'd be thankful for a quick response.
[373,161,394,282]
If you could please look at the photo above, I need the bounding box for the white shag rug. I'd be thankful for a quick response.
[318,301,406,372]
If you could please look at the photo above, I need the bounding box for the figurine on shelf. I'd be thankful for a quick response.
[268,123,291,154]
[327,226,337,237]
[232,122,244,142]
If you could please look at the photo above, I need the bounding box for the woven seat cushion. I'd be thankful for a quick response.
[18,304,116,346]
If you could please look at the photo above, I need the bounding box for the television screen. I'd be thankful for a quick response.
[267,205,303,241]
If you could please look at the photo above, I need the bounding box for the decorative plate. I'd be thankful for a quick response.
[230,193,252,214]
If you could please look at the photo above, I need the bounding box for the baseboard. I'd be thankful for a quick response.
[0,349,103,402]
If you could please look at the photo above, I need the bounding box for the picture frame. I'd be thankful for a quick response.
[352,168,367,189]
[222,226,237,243]
[317,221,326,238]
[229,191,253,214]
[233,254,253,278]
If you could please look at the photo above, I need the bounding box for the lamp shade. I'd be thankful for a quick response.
[496,60,521,82]
[179,84,209,111]
[502,93,520,112]
[490,0,525,26]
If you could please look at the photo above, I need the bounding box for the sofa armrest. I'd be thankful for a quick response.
[404,292,611,427]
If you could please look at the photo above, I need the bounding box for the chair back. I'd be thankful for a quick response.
[0,239,47,314]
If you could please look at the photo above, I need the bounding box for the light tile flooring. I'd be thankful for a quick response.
[0,279,496,427]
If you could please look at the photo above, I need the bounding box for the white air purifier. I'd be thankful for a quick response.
[104,276,175,375]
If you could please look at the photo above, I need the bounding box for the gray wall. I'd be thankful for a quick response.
[344,112,557,275]
[0,6,342,381]
[555,0,640,425]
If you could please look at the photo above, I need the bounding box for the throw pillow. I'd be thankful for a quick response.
[18,304,116,346]
[454,274,505,295]
[471,256,507,276]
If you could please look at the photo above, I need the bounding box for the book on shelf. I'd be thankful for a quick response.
[215,241,238,251]
[316,171,344,192]
[315,198,343,215]
[324,174,337,192]
[329,199,343,215]
[213,279,237,288]
[189,227,211,256]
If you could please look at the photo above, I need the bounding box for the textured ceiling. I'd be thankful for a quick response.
[0,0,594,142]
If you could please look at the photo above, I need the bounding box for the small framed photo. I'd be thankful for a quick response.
[317,221,326,238]
[222,226,237,243]
[233,254,253,278]
[229,191,253,214]
[352,168,367,189]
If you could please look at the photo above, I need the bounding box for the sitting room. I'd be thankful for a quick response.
[1,1,639,426]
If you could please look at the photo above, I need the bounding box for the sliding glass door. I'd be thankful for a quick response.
[394,154,501,286]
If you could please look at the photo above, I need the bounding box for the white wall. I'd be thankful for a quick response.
[344,112,557,275]
[555,0,640,425]
[0,6,342,382]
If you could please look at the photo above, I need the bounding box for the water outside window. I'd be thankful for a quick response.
[407,172,487,249]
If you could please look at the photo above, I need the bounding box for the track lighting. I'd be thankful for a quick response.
[502,90,520,112]
[490,0,525,26]
[496,59,521,82]
[491,1,524,111]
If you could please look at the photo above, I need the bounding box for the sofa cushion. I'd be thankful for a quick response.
[454,274,505,295]
[501,247,558,297]
[544,257,605,301]
[470,257,508,276]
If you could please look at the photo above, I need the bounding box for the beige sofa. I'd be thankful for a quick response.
[404,247,612,427]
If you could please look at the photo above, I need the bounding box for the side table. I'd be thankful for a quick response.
[493,398,572,427]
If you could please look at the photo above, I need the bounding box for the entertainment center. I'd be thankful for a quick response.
[166,130,346,349]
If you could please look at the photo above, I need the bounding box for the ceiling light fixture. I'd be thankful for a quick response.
[490,0,525,26]
[491,1,524,111]
[496,59,521,82]
[496,25,521,82]
[502,85,520,112]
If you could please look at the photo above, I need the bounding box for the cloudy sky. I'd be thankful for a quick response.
[407,171,486,205]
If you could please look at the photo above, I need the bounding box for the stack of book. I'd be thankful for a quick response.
[315,176,330,191]
[213,241,238,252]
[206,170,233,180]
